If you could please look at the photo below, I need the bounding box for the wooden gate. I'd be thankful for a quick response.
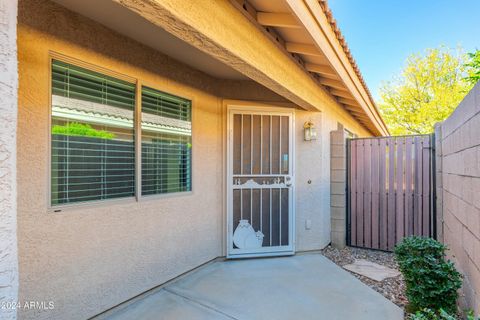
[347,135,435,251]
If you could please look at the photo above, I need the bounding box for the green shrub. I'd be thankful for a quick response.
[467,310,480,320]
[394,236,462,313]
[52,122,115,139]
[409,308,479,320]
[408,308,456,320]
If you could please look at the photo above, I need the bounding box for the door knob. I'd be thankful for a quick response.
[285,176,292,187]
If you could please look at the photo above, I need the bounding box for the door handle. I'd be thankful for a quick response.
[285,176,293,187]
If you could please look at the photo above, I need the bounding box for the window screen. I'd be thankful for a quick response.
[51,60,136,205]
[141,86,192,195]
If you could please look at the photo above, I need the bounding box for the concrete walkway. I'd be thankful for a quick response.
[104,254,403,320]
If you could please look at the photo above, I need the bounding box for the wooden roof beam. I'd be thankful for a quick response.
[348,109,368,117]
[305,63,336,76]
[329,88,353,99]
[318,73,340,80]
[352,114,370,121]
[337,97,360,107]
[319,78,346,90]
[257,12,301,28]
[344,104,363,112]
[285,42,322,56]
[346,109,365,117]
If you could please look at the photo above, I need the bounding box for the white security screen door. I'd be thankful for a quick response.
[227,106,295,258]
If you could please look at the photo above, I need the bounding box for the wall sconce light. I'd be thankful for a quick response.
[303,121,317,141]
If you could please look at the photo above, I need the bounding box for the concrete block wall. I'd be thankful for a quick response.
[437,82,480,314]
[0,1,19,319]
[330,126,347,248]
[434,123,444,242]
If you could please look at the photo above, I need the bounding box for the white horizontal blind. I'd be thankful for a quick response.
[51,60,136,205]
[141,86,192,195]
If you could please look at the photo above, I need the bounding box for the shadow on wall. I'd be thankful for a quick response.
[18,0,288,103]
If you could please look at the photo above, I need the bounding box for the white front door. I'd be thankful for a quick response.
[227,105,295,258]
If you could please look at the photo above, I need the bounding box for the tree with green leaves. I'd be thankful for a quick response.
[379,47,473,135]
[464,49,480,85]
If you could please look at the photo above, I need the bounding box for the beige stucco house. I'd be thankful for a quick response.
[0,0,388,319]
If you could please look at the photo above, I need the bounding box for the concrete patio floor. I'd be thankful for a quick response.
[103,253,403,320]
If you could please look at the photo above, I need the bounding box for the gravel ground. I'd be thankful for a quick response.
[321,245,408,309]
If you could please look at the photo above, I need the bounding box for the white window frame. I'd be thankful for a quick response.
[47,52,194,211]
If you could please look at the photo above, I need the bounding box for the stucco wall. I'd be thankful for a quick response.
[18,1,226,319]
[17,0,372,319]
[0,0,19,319]
[294,98,370,251]
[438,82,480,314]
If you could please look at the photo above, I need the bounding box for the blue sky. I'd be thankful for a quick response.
[328,0,480,100]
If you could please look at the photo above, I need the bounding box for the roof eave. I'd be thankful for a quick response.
[283,0,389,136]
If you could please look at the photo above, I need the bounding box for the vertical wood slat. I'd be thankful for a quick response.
[350,140,357,246]
[371,139,380,249]
[387,138,396,250]
[356,140,365,246]
[405,137,413,235]
[422,136,431,237]
[413,136,422,236]
[379,138,388,250]
[395,137,405,243]
[364,139,372,248]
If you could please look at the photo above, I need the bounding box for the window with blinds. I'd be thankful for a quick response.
[141,87,192,195]
[50,60,193,206]
[51,60,136,205]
